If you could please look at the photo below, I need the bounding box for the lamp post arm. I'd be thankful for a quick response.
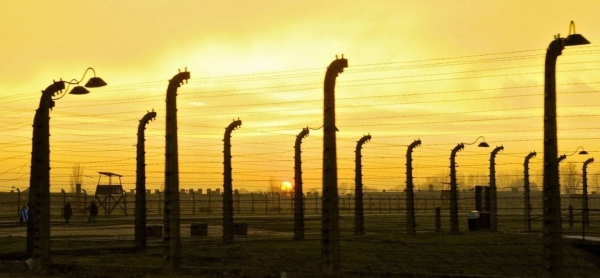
[464,136,485,146]
[566,146,586,156]
[77,67,97,84]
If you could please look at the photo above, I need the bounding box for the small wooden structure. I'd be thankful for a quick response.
[94,172,127,216]
[440,182,452,210]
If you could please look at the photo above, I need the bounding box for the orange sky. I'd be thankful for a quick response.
[2,1,600,194]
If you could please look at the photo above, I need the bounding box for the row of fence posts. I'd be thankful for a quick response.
[18,36,599,275]
[6,190,598,218]
[6,190,599,217]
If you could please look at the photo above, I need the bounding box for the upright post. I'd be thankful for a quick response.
[191,190,195,215]
[558,155,567,191]
[315,194,318,214]
[135,110,156,250]
[28,81,64,270]
[541,22,593,272]
[236,190,241,214]
[223,119,242,244]
[582,158,594,227]
[277,193,281,214]
[158,191,162,214]
[354,134,371,236]
[61,189,66,211]
[207,191,211,214]
[568,205,574,228]
[435,207,441,233]
[322,56,347,274]
[82,189,87,218]
[489,146,504,231]
[163,70,189,272]
[523,151,536,233]
[406,139,421,235]
[16,188,21,218]
[294,127,309,240]
[26,69,106,271]
[449,143,464,234]
[123,192,128,216]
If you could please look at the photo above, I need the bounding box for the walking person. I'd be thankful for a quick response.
[20,204,28,224]
[63,202,73,224]
[88,201,98,223]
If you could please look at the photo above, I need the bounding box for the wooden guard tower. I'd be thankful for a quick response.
[94,172,127,216]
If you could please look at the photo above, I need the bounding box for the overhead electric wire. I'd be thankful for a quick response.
[3,48,600,192]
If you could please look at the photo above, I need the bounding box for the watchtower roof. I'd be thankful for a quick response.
[98,172,122,177]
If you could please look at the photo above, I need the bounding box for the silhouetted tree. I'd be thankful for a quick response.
[561,162,580,195]
[460,172,486,189]
[497,170,523,190]
[268,177,280,194]
[339,182,352,195]
[69,163,84,193]
[590,171,600,194]
[425,172,448,191]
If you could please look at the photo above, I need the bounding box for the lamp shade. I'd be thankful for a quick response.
[85,77,107,88]
[579,150,589,155]
[478,142,490,148]
[69,86,90,95]
[565,34,590,46]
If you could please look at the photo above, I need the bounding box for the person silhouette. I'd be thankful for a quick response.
[20,205,29,224]
[88,201,98,223]
[63,202,73,224]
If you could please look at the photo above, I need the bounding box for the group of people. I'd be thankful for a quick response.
[19,201,99,224]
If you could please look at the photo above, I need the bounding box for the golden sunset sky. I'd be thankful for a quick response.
[2,1,600,194]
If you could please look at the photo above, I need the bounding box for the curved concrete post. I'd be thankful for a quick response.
[28,81,64,270]
[294,127,309,240]
[489,146,504,231]
[405,139,421,235]
[223,119,242,244]
[135,110,156,250]
[582,158,594,227]
[449,143,464,234]
[523,151,536,232]
[322,56,347,274]
[354,134,371,236]
[163,70,189,272]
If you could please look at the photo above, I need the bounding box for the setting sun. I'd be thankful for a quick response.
[280,181,293,192]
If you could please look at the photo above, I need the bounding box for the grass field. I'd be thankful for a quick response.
[1,213,600,277]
